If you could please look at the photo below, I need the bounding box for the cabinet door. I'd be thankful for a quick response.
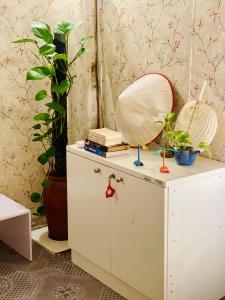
[67,152,112,272]
[111,170,165,300]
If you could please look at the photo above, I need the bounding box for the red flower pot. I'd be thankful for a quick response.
[43,175,68,241]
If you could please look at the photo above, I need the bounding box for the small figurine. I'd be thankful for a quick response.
[133,144,144,167]
[160,147,170,173]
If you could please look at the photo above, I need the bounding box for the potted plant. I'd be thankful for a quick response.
[166,129,212,166]
[14,21,91,240]
[157,112,176,158]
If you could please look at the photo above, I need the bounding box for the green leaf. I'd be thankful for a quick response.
[58,79,70,95]
[42,178,52,188]
[165,112,175,122]
[48,65,55,77]
[199,141,207,148]
[51,80,70,95]
[32,136,43,142]
[39,43,56,56]
[31,192,41,203]
[35,90,47,101]
[45,102,66,115]
[199,141,212,158]
[46,147,55,157]
[34,112,50,121]
[33,124,41,129]
[37,147,55,165]
[26,66,50,81]
[53,53,68,61]
[13,38,38,44]
[31,21,53,43]
[56,20,73,36]
[37,152,49,165]
[51,82,59,93]
[37,205,46,216]
[81,48,86,55]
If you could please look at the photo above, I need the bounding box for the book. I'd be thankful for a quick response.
[85,139,129,152]
[88,128,122,142]
[84,144,129,158]
[88,135,123,147]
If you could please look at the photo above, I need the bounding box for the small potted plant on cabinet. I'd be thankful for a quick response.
[14,21,91,240]
[166,129,212,166]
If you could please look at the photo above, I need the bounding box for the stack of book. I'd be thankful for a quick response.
[85,128,129,158]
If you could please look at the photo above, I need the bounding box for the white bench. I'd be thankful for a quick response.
[0,194,32,261]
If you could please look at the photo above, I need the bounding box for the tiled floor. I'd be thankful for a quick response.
[1,241,225,300]
[0,241,126,300]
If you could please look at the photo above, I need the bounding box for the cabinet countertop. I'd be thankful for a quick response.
[67,144,225,187]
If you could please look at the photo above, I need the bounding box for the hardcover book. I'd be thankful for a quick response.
[84,144,129,158]
[85,139,129,152]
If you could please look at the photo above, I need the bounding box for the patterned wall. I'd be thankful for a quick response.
[0,0,96,225]
[1,0,225,220]
[190,0,225,161]
[98,0,192,128]
[98,0,225,162]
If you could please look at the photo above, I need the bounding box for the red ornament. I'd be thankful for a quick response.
[160,148,170,173]
[105,179,116,198]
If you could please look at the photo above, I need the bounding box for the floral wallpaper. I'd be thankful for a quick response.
[0,0,97,225]
[190,0,225,161]
[98,0,193,128]
[1,0,225,221]
[99,0,225,161]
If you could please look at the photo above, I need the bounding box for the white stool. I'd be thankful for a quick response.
[0,194,32,261]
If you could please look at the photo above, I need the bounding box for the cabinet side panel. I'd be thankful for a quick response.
[67,152,111,272]
[164,187,169,300]
[167,174,225,300]
[111,170,165,300]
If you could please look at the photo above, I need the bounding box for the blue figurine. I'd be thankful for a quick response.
[133,144,144,167]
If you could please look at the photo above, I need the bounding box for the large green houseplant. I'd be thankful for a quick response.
[14,20,91,240]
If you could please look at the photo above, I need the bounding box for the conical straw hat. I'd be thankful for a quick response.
[116,73,174,146]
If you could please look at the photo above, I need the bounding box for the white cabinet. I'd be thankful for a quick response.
[111,170,165,300]
[67,145,225,300]
[67,152,111,271]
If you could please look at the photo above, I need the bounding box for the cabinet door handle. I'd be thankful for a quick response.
[94,168,101,173]
[116,177,124,183]
[108,173,116,180]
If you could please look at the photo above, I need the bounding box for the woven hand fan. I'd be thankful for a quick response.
[175,81,218,150]
[116,73,174,146]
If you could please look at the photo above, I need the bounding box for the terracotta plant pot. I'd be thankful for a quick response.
[160,150,174,158]
[43,175,68,241]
